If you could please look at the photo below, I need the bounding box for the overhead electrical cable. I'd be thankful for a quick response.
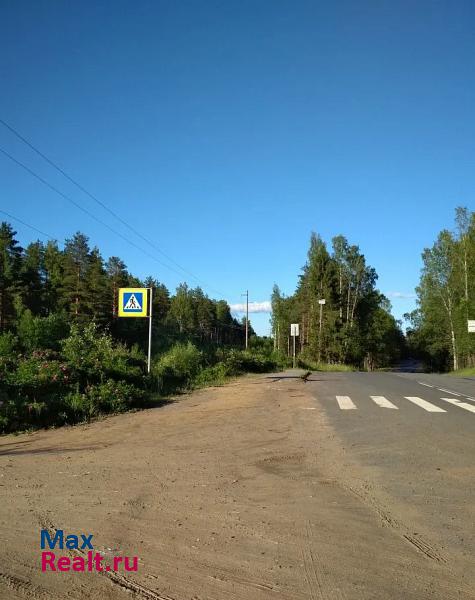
[0,204,246,334]
[0,208,55,240]
[0,118,226,298]
[0,146,193,277]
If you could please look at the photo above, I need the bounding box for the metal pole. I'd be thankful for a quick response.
[318,302,323,364]
[293,333,296,368]
[147,287,153,374]
[245,290,249,349]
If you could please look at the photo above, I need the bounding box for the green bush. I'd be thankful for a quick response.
[10,350,70,388]
[224,349,279,375]
[61,323,144,385]
[61,391,96,422]
[0,324,147,433]
[0,332,18,384]
[61,380,143,422]
[86,380,144,413]
[0,331,17,357]
[192,363,230,388]
[17,310,70,352]
[153,342,203,393]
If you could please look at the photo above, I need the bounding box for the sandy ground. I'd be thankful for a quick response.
[0,374,473,600]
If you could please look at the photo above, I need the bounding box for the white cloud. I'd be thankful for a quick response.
[229,301,272,314]
[386,291,417,299]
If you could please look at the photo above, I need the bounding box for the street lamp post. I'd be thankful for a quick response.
[318,299,326,364]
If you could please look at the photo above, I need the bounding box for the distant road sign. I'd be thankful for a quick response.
[468,320,475,333]
[290,323,299,336]
[118,288,148,318]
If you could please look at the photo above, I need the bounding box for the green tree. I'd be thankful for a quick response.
[43,240,63,315]
[61,232,91,321]
[86,248,109,324]
[106,256,128,318]
[20,241,45,316]
[0,222,23,331]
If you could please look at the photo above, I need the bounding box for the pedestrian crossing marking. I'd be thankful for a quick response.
[124,293,142,311]
[370,396,398,409]
[336,396,357,410]
[118,287,148,318]
[440,398,475,414]
[404,397,446,412]
[328,395,475,414]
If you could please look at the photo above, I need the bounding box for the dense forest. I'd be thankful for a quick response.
[406,207,475,372]
[0,224,251,350]
[271,233,405,370]
[0,223,271,433]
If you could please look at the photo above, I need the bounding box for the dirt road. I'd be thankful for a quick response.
[0,374,473,599]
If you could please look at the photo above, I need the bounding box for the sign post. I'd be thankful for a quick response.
[318,299,326,364]
[118,287,153,373]
[147,287,153,374]
[468,320,475,333]
[290,324,299,368]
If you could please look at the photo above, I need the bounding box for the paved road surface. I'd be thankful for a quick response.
[305,370,474,589]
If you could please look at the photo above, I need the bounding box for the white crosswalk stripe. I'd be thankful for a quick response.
[336,396,357,410]
[332,395,475,414]
[440,397,475,413]
[404,397,446,412]
[370,396,398,409]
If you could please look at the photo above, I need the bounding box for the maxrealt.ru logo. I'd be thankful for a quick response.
[40,530,138,573]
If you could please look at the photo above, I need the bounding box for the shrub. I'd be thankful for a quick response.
[61,323,144,385]
[17,310,70,352]
[0,332,18,384]
[224,349,279,375]
[0,332,17,357]
[153,342,203,393]
[61,391,96,422]
[61,380,143,422]
[192,363,230,388]
[86,380,144,413]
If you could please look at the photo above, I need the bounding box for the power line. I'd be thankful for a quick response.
[0,207,245,335]
[0,207,245,332]
[0,117,226,298]
[0,146,195,278]
[0,209,55,240]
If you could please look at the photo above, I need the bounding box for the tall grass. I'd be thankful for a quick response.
[449,367,475,377]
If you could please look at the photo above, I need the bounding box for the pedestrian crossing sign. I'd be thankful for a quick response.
[118,288,148,318]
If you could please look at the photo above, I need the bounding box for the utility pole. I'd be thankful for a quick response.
[318,299,326,364]
[242,290,249,349]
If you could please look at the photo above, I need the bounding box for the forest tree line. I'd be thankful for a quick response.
[406,207,475,372]
[0,222,274,433]
[0,223,252,353]
[271,233,405,370]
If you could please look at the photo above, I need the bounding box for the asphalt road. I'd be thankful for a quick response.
[305,370,475,590]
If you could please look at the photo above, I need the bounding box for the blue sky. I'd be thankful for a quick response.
[1,1,474,335]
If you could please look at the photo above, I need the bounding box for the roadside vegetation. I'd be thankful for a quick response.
[0,223,285,433]
[405,207,475,372]
[271,233,406,371]
[448,367,475,377]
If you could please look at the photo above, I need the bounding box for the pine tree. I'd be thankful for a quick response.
[106,256,128,318]
[61,232,91,321]
[0,222,23,330]
[43,240,64,315]
[20,241,45,316]
[86,247,109,324]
